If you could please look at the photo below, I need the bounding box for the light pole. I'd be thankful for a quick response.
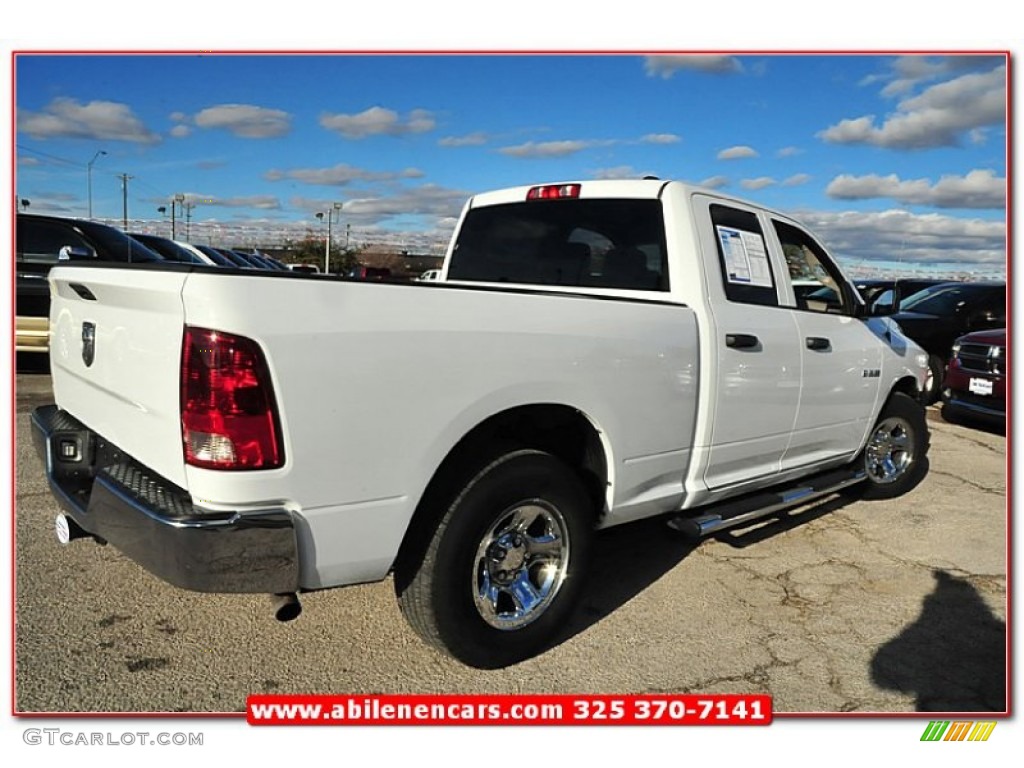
[118,173,133,230]
[172,194,185,239]
[183,200,195,240]
[87,150,107,220]
[325,202,342,274]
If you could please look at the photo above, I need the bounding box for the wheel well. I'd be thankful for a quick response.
[890,374,921,401]
[392,405,607,591]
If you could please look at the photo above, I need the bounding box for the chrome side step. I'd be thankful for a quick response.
[667,468,866,539]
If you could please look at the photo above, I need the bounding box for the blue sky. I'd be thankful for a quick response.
[15,53,1007,275]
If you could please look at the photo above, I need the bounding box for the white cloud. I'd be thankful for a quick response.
[825,169,1005,210]
[193,104,291,138]
[499,140,597,158]
[782,173,811,187]
[592,166,640,180]
[18,97,161,144]
[265,163,424,186]
[170,125,191,138]
[320,106,435,139]
[438,132,488,147]
[696,176,729,189]
[740,177,776,190]
[644,55,743,77]
[819,64,1006,149]
[776,146,802,157]
[641,133,681,144]
[717,145,758,160]
[872,55,1006,98]
[291,184,469,227]
[199,195,281,210]
[801,208,1005,267]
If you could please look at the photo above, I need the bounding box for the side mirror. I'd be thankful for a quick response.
[58,245,96,262]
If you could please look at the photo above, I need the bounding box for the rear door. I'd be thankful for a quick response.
[48,265,190,488]
[692,196,802,489]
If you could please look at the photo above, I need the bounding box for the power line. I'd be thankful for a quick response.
[16,144,87,169]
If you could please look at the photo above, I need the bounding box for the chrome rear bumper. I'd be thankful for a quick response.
[30,404,299,593]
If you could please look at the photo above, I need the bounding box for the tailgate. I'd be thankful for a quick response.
[48,266,190,489]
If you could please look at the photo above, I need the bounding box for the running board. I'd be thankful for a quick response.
[667,467,867,539]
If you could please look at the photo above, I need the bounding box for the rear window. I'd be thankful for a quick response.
[447,199,668,291]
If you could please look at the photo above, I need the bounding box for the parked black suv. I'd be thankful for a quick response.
[16,214,163,354]
[887,281,1006,403]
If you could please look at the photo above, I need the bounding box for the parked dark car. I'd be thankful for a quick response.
[129,232,207,265]
[941,328,1006,426]
[868,278,950,315]
[804,278,948,313]
[16,214,163,353]
[233,249,287,270]
[185,243,235,267]
[889,281,1006,403]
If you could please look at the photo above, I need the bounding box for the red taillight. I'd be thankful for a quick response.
[526,184,581,200]
[180,327,283,470]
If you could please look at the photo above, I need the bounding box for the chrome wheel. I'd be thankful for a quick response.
[473,501,570,631]
[865,417,915,484]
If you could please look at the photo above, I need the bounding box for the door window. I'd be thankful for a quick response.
[709,204,777,306]
[772,220,851,314]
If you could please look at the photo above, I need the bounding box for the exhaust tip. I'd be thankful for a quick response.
[271,592,302,622]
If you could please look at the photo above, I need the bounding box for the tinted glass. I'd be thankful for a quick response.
[17,218,94,263]
[448,199,668,291]
[901,284,1003,315]
[131,234,204,263]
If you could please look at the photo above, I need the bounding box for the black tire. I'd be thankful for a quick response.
[921,354,944,405]
[848,392,929,500]
[395,449,593,669]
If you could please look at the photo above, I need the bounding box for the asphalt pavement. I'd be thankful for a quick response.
[13,370,1007,714]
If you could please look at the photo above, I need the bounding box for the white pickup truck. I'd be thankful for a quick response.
[31,179,930,668]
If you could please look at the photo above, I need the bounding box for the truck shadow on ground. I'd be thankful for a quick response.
[554,492,863,649]
[871,569,1006,712]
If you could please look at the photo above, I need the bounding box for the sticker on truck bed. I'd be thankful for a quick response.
[716,226,773,288]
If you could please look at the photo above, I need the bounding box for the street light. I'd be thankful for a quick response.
[87,150,107,220]
[326,202,342,274]
[172,194,185,239]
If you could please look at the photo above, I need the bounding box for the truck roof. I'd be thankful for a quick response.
[467,178,793,219]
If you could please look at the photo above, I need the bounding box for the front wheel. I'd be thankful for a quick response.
[396,449,594,668]
[921,354,944,405]
[850,392,929,499]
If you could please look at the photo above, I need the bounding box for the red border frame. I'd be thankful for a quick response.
[9,49,1013,720]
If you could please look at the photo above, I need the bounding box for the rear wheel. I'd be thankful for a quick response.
[396,449,593,668]
[849,392,929,499]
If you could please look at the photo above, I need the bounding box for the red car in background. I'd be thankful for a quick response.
[941,328,1007,425]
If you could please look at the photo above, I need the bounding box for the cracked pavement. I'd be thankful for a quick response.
[14,372,1006,713]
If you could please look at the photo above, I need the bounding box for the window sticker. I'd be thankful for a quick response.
[716,225,773,288]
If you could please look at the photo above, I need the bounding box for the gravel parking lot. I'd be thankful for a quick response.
[13,369,1007,714]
